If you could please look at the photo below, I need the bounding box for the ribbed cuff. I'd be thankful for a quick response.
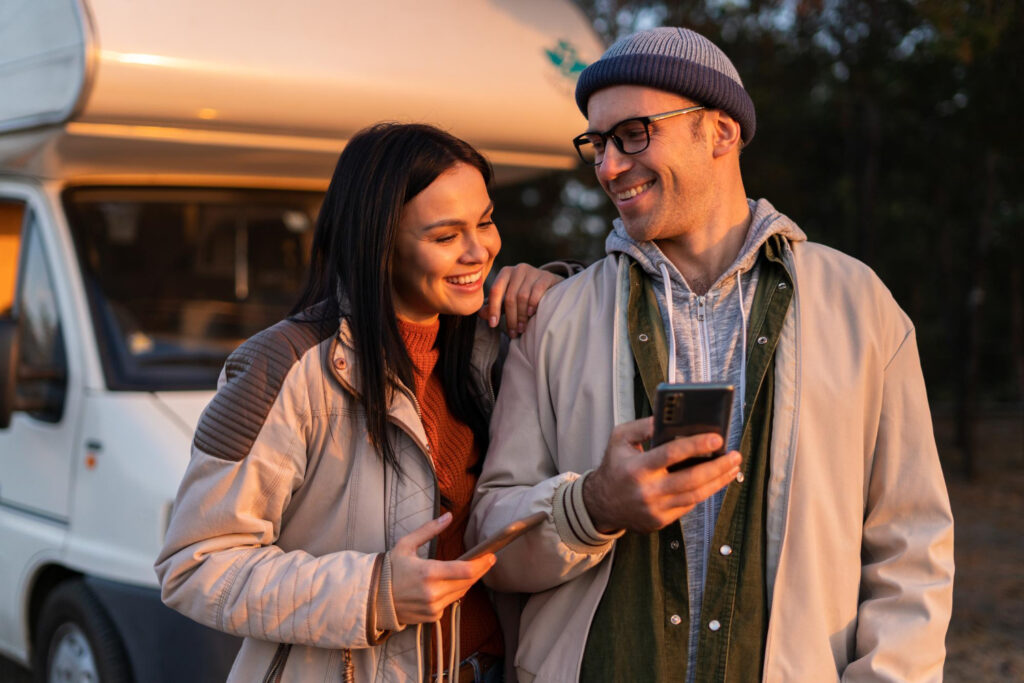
[374,552,403,634]
[553,472,623,554]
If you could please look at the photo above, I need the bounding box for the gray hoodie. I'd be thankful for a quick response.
[605,197,805,681]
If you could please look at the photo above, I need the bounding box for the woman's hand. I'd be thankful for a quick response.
[480,264,563,338]
[389,513,496,624]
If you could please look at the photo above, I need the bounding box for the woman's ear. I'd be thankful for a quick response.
[711,111,743,158]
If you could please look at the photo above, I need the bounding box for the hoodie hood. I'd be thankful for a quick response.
[605,197,806,289]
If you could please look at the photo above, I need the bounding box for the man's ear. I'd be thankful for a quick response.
[711,111,742,158]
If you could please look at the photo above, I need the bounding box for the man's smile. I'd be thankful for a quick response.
[614,179,655,202]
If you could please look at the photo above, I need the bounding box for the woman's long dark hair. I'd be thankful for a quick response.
[291,123,493,469]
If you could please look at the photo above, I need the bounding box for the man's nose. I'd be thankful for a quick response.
[596,142,633,182]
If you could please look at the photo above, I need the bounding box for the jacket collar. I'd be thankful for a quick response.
[604,197,807,294]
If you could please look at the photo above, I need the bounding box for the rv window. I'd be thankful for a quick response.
[14,213,68,422]
[64,188,322,391]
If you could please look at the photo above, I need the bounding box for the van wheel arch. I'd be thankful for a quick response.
[31,578,133,683]
[26,564,77,659]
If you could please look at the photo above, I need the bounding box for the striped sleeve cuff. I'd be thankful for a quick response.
[553,472,624,554]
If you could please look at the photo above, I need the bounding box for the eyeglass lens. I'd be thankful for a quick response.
[575,119,650,164]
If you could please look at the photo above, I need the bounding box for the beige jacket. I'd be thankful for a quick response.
[469,229,954,682]
[155,315,502,683]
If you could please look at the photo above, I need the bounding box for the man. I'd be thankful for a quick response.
[469,26,954,682]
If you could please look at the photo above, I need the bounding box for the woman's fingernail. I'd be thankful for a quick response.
[489,316,498,327]
[517,323,525,333]
[527,306,536,316]
[439,512,452,523]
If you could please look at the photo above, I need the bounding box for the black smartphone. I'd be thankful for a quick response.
[458,512,547,561]
[651,382,734,472]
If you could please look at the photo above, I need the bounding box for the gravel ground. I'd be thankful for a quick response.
[2,414,1020,682]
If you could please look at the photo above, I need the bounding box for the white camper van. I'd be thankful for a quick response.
[0,1,601,680]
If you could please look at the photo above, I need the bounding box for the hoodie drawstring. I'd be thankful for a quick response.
[658,263,678,384]
[657,262,748,414]
[736,269,748,414]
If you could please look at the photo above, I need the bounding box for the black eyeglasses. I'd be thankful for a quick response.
[572,105,706,166]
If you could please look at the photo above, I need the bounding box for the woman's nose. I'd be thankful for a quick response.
[460,232,488,263]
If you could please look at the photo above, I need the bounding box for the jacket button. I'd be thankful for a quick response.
[638,333,649,342]
[735,472,745,483]
[777,282,788,289]
[709,619,721,631]
[756,336,768,345]
[669,540,680,550]
[669,614,682,625]
[720,544,733,556]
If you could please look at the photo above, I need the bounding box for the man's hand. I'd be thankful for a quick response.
[582,417,741,534]
[480,264,563,338]
[389,513,496,624]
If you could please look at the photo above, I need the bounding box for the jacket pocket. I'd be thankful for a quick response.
[261,643,292,683]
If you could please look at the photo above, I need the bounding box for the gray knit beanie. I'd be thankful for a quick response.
[575,27,756,145]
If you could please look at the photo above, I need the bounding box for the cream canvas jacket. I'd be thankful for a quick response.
[155,315,502,683]
[469,204,954,682]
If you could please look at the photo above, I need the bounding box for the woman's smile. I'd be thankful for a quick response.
[444,268,485,287]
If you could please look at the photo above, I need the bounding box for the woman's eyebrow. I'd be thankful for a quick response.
[420,202,494,231]
[421,218,467,231]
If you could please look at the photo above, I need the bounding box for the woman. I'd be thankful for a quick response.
[155,123,568,682]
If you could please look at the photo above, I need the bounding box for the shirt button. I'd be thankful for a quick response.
[708,620,721,631]
[669,540,680,550]
[670,614,682,625]
[720,545,733,556]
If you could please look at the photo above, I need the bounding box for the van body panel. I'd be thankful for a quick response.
[63,392,196,587]
[151,391,216,437]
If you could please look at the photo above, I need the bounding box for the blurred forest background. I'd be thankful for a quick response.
[490,1,1023,679]
[496,0,1022,472]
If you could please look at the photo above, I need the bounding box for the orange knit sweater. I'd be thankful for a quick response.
[398,318,503,661]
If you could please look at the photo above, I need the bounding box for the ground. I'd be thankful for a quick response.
[938,410,1024,682]
[1,413,1020,682]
